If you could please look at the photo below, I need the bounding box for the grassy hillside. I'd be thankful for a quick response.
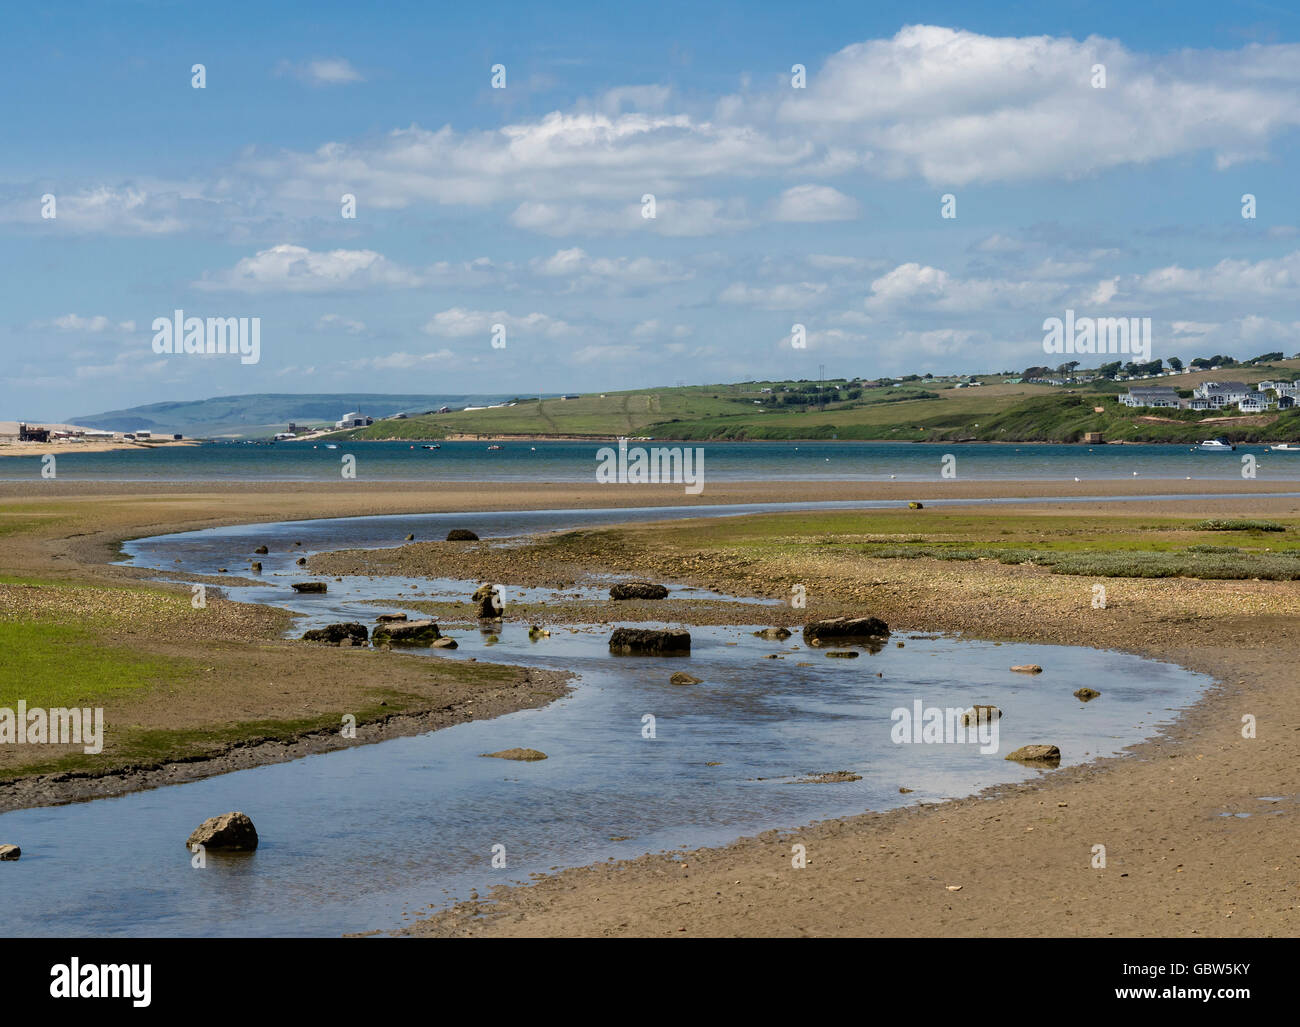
[330,362,1300,443]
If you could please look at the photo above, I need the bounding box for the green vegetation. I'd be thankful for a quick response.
[1192,519,1286,532]
[0,619,194,708]
[327,359,1300,444]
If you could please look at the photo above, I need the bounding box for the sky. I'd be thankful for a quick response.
[3,0,1299,420]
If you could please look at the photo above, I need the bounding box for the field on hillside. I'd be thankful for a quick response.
[330,361,1300,444]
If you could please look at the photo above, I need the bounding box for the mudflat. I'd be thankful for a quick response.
[3,479,1299,937]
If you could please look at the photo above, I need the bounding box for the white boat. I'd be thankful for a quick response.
[1196,438,1235,452]
[1268,442,1300,451]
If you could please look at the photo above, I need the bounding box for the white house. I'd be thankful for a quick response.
[1192,382,1252,409]
[335,411,373,428]
[1120,386,1180,408]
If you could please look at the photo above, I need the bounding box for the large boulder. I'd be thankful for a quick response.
[302,622,369,646]
[1005,745,1061,764]
[481,748,548,761]
[609,581,669,600]
[472,583,502,618]
[186,812,258,851]
[609,627,691,655]
[291,581,326,593]
[802,617,890,646]
[446,528,479,541]
[372,619,441,645]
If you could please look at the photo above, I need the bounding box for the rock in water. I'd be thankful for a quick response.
[186,812,258,851]
[754,627,792,640]
[291,581,326,593]
[481,748,547,761]
[609,581,669,600]
[372,619,441,644]
[670,672,702,685]
[250,561,262,572]
[1074,688,1101,701]
[961,705,1002,726]
[405,533,415,541]
[471,583,502,618]
[1010,664,1043,674]
[296,557,307,566]
[446,529,479,541]
[432,637,458,649]
[301,622,369,646]
[375,613,407,623]
[826,650,859,658]
[0,844,20,861]
[908,501,924,510]
[609,627,691,655]
[1005,745,1061,764]
[254,545,269,554]
[802,617,890,646]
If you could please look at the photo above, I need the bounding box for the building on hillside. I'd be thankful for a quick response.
[1238,395,1270,414]
[335,411,373,428]
[1192,382,1251,409]
[1119,386,1179,408]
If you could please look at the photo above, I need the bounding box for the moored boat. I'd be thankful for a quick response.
[1196,438,1235,452]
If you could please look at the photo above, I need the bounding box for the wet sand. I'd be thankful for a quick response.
[3,479,1299,936]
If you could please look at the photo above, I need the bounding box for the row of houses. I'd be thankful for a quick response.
[1120,381,1300,412]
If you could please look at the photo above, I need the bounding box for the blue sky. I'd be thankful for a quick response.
[3,0,1299,420]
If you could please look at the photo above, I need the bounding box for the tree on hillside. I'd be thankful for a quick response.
[1168,357,1183,372]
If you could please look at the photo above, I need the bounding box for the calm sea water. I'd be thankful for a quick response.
[0,506,1213,937]
[3,439,1299,482]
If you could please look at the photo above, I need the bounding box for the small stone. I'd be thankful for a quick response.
[432,637,458,649]
[254,545,269,554]
[405,533,415,540]
[0,844,20,861]
[826,650,859,658]
[446,528,479,541]
[754,627,792,640]
[1010,664,1043,674]
[481,748,547,761]
[1074,688,1101,701]
[670,672,702,685]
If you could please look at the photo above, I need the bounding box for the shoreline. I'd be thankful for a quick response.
[3,479,1299,936]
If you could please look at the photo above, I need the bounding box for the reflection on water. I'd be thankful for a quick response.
[0,508,1213,937]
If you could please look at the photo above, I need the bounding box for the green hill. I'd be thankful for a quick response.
[331,364,1300,444]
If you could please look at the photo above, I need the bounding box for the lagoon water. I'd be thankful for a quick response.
[3,438,1299,482]
[0,505,1214,937]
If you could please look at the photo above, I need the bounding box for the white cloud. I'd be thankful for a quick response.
[279,58,365,86]
[767,184,860,222]
[421,308,574,341]
[720,281,829,309]
[316,314,367,334]
[196,244,422,292]
[39,314,137,334]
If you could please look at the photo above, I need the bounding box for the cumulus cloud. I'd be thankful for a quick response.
[195,244,422,292]
[767,184,860,222]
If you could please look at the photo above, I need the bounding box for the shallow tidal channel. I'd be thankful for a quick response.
[0,504,1212,936]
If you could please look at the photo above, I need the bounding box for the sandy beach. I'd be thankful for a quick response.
[2,477,1299,937]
